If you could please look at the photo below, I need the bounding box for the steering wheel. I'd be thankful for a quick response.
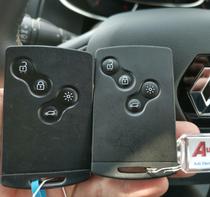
[1,0,210,190]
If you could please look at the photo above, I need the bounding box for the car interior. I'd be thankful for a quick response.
[1,0,210,196]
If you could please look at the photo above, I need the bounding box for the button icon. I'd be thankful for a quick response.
[12,58,34,78]
[36,80,46,91]
[127,98,142,113]
[39,105,60,124]
[44,109,58,117]
[101,58,119,75]
[32,79,51,96]
[121,76,129,85]
[118,74,133,88]
[106,60,114,71]
[141,81,160,99]
[18,61,28,73]
[58,87,79,106]
[63,91,75,102]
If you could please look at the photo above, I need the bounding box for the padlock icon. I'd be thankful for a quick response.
[36,80,46,91]
[18,61,28,74]
[121,76,129,85]
[106,60,114,71]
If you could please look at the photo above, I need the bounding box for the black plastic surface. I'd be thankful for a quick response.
[2,46,93,188]
[92,46,177,179]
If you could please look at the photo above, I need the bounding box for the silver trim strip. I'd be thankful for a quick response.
[58,0,106,21]
[59,0,204,21]
[58,0,139,21]
[139,0,205,8]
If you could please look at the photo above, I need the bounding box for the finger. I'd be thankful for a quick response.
[173,121,200,178]
[0,185,31,197]
[46,188,66,197]
[0,184,66,197]
[176,121,200,139]
[66,175,169,197]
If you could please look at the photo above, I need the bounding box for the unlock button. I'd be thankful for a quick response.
[32,79,51,96]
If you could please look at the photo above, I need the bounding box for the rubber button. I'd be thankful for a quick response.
[58,87,79,107]
[32,79,51,96]
[39,105,60,124]
[118,74,133,88]
[101,58,119,75]
[141,81,159,99]
[127,98,142,113]
[12,58,34,78]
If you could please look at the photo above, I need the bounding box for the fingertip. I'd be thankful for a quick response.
[148,177,169,197]
[171,169,196,179]
[159,177,169,196]
[74,176,169,197]
[0,89,3,100]
[123,177,169,197]
[176,121,200,139]
[0,88,3,96]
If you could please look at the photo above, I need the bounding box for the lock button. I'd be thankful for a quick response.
[32,79,51,96]
[117,74,133,89]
